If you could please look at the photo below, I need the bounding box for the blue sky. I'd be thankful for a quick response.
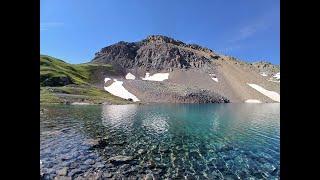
[41,0,279,64]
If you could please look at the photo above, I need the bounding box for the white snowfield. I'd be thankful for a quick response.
[247,83,280,102]
[142,72,169,81]
[104,78,111,83]
[209,74,218,82]
[104,79,140,102]
[245,99,262,103]
[273,72,280,80]
[260,72,268,77]
[125,73,136,80]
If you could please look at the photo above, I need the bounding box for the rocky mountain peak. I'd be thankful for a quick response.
[91,35,222,70]
[144,35,184,45]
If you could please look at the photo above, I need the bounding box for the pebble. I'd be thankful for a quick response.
[144,173,154,180]
[54,176,72,180]
[93,162,105,168]
[103,172,113,178]
[146,160,156,169]
[68,169,83,177]
[56,167,68,176]
[83,138,100,146]
[138,149,145,154]
[108,155,133,164]
[84,159,95,165]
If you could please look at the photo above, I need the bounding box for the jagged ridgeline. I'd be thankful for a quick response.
[41,35,280,104]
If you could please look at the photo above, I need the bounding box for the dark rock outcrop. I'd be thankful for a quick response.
[252,61,280,74]
[174,90,230,103]
[92,35,220,71]
[41,75,73,87]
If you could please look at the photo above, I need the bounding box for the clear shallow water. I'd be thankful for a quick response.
[40,104,280,179]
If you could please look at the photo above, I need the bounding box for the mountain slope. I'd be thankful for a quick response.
[91,35,280,103]
[40,55,132,104]
[41,35,280,104]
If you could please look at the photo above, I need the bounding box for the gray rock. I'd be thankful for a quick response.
[83,171,103,179]
[137,149,145,154]
[54,176,72,180]
[108,155,133,164]
[146,160,156,169]
[83,138,100,146]
[103,172,113,178]
[56,167,68,176]
[84,159,95,165]
[144,173,154,180]
[159,147,169,153]
[93,162,105,168]
[68,169,83,177]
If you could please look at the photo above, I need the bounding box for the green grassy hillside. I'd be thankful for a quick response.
[40,55,118,86]
[40,55,130,104]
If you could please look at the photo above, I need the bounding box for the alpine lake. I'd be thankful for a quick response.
[40,103,280,180]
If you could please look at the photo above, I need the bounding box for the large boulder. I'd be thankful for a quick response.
[41,75,73,87]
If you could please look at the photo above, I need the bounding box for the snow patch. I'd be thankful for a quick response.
[268,80,280,83]
[104,79,140,102]
[247,83,280,102]
[125,73,136,80]
[209,74,218,82]
[212,77,218,82]
[245,99,262,103]
[273,72,280,80]
[71,102,91,105]
[104,78,111,83]
[142,72,169,81]
[260,72,268,77]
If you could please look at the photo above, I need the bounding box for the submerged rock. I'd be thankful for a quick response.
[84,159,95,165]
[146,160,156,169]
[83,138,100,146]
[54,176,72,180]
[83,171,103,179]
[112,141,126,146]
[159,147,169,153]
[56,167,68,176]
[67,169,83,177]
[144,173,154,180]
[108,155,133,164]
[103,172,113,178]
[137,149,146,154]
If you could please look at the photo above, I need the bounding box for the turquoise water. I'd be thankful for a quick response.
[40,104,280,179]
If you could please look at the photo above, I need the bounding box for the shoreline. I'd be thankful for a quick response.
[40,101,279,106]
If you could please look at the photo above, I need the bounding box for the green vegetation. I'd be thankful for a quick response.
[40,86,131,104]
[40,55,116,86]
[40,55,131,105]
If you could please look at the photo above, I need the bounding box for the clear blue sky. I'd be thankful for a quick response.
[41,0,279,64]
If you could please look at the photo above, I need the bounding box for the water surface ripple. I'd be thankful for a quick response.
[40,103,280,179]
